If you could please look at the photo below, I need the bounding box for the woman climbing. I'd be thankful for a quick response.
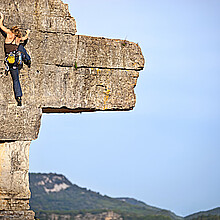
[0,12,31,106]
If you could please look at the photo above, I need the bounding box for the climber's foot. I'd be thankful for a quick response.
[27,60,31,68]
[16,97,22,106]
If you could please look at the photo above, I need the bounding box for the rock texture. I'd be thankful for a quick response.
[0,141,34,219]
[0,0,144,219]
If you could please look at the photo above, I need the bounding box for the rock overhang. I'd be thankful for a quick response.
[0,0,145,218]
[0,0,144,141]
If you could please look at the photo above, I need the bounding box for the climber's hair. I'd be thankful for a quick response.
[10,26,22,38]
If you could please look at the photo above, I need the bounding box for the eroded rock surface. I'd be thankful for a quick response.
[0,141,33,219]
[0,0,144,218]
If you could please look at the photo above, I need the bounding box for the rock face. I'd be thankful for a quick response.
[0,141,34,219]
[0,0,144,219]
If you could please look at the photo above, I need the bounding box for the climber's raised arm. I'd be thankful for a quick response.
[0,13,11,35]
[21,29,30,41]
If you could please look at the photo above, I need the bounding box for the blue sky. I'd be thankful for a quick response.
[29,0,220,217]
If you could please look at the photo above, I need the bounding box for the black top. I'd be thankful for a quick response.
[4,37,19,55]
[1,29,29,55]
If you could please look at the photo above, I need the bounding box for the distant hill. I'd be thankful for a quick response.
[185,207,220,220]
[116,198,183,220]
[29,173,182,220]
[29,173,220,220]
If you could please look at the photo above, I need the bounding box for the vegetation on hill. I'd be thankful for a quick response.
[29,173,220,220]
[35,210,174,220]
[185,208,220,220]
[29,173,180,220]
[191,215,220,220]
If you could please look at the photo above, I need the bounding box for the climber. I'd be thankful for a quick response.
[0,12,31,106]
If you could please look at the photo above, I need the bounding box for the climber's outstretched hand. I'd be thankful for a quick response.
[21,29,31,41]
[0,13,10,34]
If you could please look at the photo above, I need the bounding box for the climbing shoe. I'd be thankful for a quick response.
[16,97,22,106]
[27,60,31,68]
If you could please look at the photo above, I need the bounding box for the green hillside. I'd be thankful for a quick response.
[29,173,182,220]
[185,208,220,220]
[29,173,220,220]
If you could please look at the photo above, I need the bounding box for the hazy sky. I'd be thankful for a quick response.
[29,0,220,217]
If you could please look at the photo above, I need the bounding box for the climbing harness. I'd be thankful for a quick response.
[4,50,23,74]
[6,51,16,64]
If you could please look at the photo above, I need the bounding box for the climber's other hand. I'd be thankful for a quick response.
[0,13,4,21]
[26,29,30,35]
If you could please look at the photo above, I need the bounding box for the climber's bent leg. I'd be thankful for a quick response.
[18,44,31,66]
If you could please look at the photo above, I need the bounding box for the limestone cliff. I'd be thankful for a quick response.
[0,0,144,219]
